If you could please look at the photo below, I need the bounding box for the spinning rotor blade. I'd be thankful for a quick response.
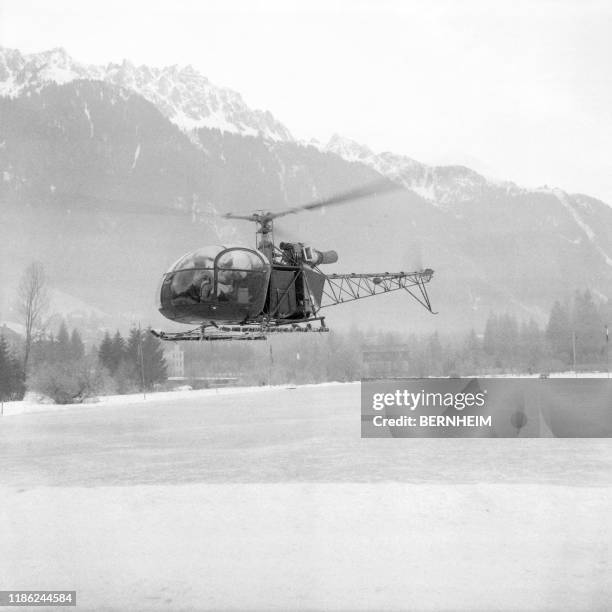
[269,178,402,221]
[52,178,403,228]
[221,179,402,224]
[50,192,214,221]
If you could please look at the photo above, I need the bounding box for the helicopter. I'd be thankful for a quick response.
[151,180,436,341]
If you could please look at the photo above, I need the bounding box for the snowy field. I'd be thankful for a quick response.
[1,383,611,610]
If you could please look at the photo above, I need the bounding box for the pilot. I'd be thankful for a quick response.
[173,270,212,303]
[198,272,213,299]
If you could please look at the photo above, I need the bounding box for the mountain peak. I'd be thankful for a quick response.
[35,47,71,66]
[325,134,374,161]
[0,46,293,142]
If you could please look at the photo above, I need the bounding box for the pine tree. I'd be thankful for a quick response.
[56,321,71,362]
[125,327,147,389]
[110,331,126,367]
[141,329,167,388]
[519,319,544,373]
[0,335,25,401]
[572,290,604,367]
[499,314,519,370]
[10,351,25,399]
[125,328,142,368]
[0,336,12,400]
[98,331,114,372]
[545,301,571,365]
[70,329,85,361]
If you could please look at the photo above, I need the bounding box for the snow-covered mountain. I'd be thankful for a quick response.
[323,134,612,269]
[0,46,292,141]
[2,46,600,216]
[324,134,522,208]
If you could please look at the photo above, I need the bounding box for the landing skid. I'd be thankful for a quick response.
[151,319,330,341]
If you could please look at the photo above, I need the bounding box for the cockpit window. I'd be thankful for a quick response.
[168,245,224,272]
[215,248,267,303]
[162,247,270,316]
[216,249,266,272]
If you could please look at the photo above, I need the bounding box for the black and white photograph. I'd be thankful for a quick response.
[1,1,611,610]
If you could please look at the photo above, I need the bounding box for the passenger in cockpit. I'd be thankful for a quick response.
[216,252,252,301]
[217,268,247,301]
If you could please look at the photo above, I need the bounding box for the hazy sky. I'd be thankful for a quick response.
[2,0,612,202]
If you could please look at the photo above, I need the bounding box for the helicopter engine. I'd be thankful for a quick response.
[279,242,338,266]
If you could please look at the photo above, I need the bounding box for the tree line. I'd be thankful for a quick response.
[1,321,167,404]
[0,263,168,404]
[97,328,167,393]
[177,291,611,381]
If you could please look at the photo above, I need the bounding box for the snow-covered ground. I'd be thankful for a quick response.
[1,383,611,610]
[2,483,610,611]
[0,381,352,417]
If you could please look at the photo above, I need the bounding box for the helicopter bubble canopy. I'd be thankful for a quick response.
[167,245,224,272]
[159,246,271,325]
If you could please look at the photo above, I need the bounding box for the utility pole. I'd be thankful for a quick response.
[138,323,146,399]
[606,324,609,379]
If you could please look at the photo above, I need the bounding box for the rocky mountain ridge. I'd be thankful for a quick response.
[0,46,292,141]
